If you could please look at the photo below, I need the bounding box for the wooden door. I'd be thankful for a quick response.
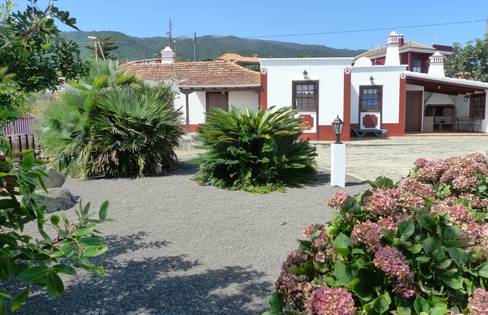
[405,91,423,132]
[206,92,229,112]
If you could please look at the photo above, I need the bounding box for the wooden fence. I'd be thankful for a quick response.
[2,116,40,159]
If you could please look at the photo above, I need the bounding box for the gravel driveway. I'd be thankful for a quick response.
[17,164,368,315]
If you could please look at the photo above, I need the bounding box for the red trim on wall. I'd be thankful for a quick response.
[182,124,200,133]
[343,68,352,141]
[259,69,268,110]
[398,74,407,136]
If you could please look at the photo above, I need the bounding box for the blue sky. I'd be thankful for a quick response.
[12,0,488,49]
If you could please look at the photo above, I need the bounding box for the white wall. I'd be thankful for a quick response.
[173,91,206,124]
[351,66,406,124]
[174,90,259,125]
[260,58,353,125]
[229,91,259,112]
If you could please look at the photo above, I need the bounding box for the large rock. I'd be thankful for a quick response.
[39,168,66,189]
[35,188,78,213]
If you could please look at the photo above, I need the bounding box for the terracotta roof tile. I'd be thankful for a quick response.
[355,41,435,58]
[218,53,259,64]
[123,60,260,88]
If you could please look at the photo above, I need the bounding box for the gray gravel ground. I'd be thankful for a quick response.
[16,164,368,315]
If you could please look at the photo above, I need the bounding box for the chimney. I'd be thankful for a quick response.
[428,51,445,77]
[161,46,176,64]
[385,31,402,66]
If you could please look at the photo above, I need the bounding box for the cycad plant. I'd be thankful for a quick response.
[37,61,183,178]
[196,107,317,193]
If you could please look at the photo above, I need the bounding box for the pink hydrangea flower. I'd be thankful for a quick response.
[373,246,416,299]
[327,191,349,208]
[351,220,382,250]
[281,250,309,272]
[307,287,355,315]
[398,178,435,199]
[303,224,325,238]
[468,288,488,315]
[431,204,472,224]
[364,189,402,216]
[275,271,312,303]
[414,157,428,168]
[451,175,478,191]
[378,217,398,234]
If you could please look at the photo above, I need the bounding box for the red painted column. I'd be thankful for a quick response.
[259,68,268,110]
[397,73,407,136]
[343,67,352,141]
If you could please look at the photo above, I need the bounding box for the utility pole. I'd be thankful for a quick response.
[193,32,197,61]
[167,18,173,50]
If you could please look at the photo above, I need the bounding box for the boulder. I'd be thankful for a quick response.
[40,168,66,189]
[35,188,78,213]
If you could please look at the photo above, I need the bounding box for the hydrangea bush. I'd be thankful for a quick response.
[264,153,488,315]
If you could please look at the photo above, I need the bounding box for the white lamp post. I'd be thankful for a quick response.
[331,115,346,187]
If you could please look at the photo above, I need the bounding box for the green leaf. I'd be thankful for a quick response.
[11,289,29,312]
[83,244,108,257]
[396,306,411,315]
[46,270,64,297]
[414,295,429,313]
[396,221,415,240]
[333,233,351,257]
[50,214,60,226]
[478,261,488,278]
[52,264,76,275]
[440,275,463,290]
[369,176,395,189]
[447,248,468,267]
[334,261,352,285]
[268,292,283,312]
[98,200,109,220]
[73,224,97,237]
[18,265,50,282]
[373,292,391,314]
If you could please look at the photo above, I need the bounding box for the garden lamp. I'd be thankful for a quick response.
[332,115,344,144]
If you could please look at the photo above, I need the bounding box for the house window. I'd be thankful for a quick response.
[359,86,382,112]
[292,81,318,112]
[470,93,486,119]
[412,60,422,72]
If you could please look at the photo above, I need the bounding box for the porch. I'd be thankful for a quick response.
[405,72,488,134]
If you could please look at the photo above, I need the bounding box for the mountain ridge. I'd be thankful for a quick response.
[61,31,365,62]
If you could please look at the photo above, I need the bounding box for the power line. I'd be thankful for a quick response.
[244,18,488,39]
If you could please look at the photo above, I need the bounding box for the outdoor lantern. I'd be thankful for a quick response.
[464,94,470,102]
[332,115,344,144]
[370,76,375,85]
[303,70,309,80]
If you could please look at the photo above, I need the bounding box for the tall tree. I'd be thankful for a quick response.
[445,34,488,82]
[86,36,119,60]
[0,0,87,94]
[0,2,110,313]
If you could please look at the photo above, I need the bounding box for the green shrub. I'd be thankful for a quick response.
[196,107,317,193]
[37,61,183,178]
[264,153,488,314]
[0,142,111,313]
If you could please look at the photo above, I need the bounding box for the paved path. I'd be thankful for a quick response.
[18,166,367,315]
[178,135,488,181]
[316,135,487,181]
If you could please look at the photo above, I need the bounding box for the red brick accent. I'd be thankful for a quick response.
[260,69,268,110]
[397,74,407,136]
[182,124,200,133]
[343,67,352,141]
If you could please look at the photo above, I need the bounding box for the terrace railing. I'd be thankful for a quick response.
[2,115,40,159]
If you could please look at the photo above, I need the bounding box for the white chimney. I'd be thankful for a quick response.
[428,51,445,77]
[385,31,402,66]
[161,46,176,64]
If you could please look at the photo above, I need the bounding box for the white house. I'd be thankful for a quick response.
[124,47,261,131]
[260,31,488,140]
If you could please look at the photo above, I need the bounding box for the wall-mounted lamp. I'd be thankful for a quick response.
[303,70,309,80]
[464,94,471,102]
[369,76,375,85]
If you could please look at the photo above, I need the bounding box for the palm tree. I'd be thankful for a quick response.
[87,36,119,60]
